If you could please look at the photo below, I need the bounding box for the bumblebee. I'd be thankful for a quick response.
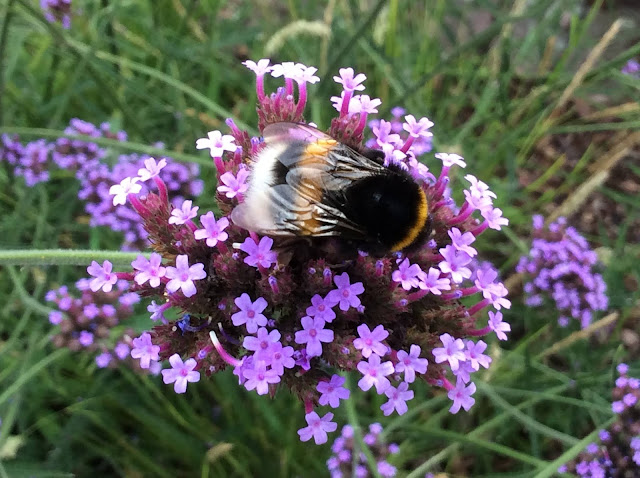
[231,122,431,256]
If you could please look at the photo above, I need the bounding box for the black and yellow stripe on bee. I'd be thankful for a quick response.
[389,188,428,251]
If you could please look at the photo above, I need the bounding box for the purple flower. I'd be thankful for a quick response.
[78,331,94,347]
[333,68,366,92]
[481,206,509,230]
[239,236,277,269]
[418,267,450,295]
[488,311,510,341]
[357,354,394,393]
[611,401,624,414]
[403,115,434,139]
[380,382,414,416]
[114,342,130,360]
[137,157,167,181]
[217,169,249,198]
[243,327,281,363]
[298,411,337,445]
[231,293,268,333]
[165,255,206,298]
[435,152,465,168]
[161,354,200,393]
[326,272,365,311]
[394,344,428,383]
[95,352,112,368]
[130,332,160,369]
[448,227,477,257]
[194,212,229,247]
[353,324,389,358]
[306,294,337,323]
[295,316,334,357]
[169,200,199,225]
[617,363,629,375]
[49,310,64,325]
[243,362,281,395]
[317,375,350,408]
[464,340,491,371]
[109,177,141,206]
[448,378,476,414]
[132,253,166,288]
[243,58,272,76]
[439,245,472,284]
[269,342,295,375]
[432,333,466,371]
[196,130,237,158]
[391,258,422,290]
[87,260,118,292]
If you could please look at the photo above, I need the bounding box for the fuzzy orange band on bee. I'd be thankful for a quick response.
[389,188,429,252]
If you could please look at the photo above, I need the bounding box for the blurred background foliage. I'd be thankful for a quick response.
[0,0,639,476]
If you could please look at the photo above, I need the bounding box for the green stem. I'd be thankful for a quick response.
[0,126,212,167]
[0,0,16,126]
[343,374,383,478]
[0,249,146,267]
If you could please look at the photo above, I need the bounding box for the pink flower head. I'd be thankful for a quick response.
[194,211,229,247]
[488,311,510,340]
[353,324,389,358]
[432,333,466,371]
[464,340,492,371]
[269,342,295,375]
[351,95,382,114]
[217,168,249,198]
[169,200,199,225]
[243,327,281,364]
[239,236,278,269]
[380,382,414,416]
[131,332,160,369]
[435,152,466,168]
[333,67,367,92]
[391,258,422,290]
[196,130,237,158]
[481,206,509,230]
[357,354,394,394]
[394,344,428,383]
[418,267,451,295]
[317,374,350,408]
[448,228,477,257]
[161,354,200,394]
[242,362,281,395]
[373,119,401,146]
[132,253,166,288]
[295,316,334,357]
[164,255,206,298]
[326,272,365,311]
[137,157,167,181]
[306,294,337,323]
[439,245,472,284]
[270,62,302,79]
[109,177,141,206]
[243,58,272,76]
[403,115,434,139]
[298,411,338,445]
[87,260,118,292]
[448,378,476,414]
[231,293,268,333]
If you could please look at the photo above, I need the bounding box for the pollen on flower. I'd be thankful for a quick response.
[91,58,511,445]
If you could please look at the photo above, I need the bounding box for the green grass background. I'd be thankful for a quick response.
[1,0,640,476]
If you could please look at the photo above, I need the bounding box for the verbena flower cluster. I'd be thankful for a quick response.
[1,119,202,250]
[89,59,511,445]
[327,423,399,477]
[40,0,72,29]
[517,216,608,328]
[559,364,640,477]
[45,279,160,373]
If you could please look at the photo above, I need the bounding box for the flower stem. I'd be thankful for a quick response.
[0,249,147,267]
[343,373,383,478]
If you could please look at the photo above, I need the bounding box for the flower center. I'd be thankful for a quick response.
[247,310,255,318]
[365,338,372,346]
[370,369,377,377]
[318,304,325,312]
[342,289,350,298]
[180,368,189,377]
[309,329,317,338]
[260,341,268,350]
